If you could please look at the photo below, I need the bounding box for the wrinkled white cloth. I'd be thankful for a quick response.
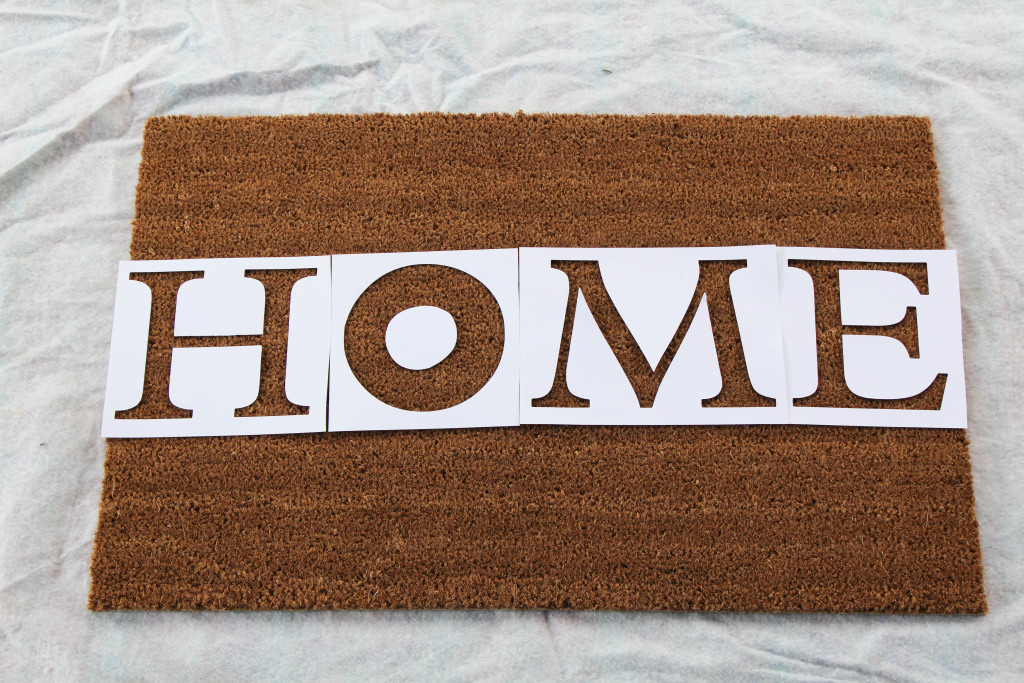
[1,1,1022,680]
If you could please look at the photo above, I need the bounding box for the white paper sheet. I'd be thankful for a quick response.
[329,249,520,431]
[780,247,968,428]
[101,256,331,437]
[519,246,789,425]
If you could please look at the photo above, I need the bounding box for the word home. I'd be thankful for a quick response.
[101,246,966,437]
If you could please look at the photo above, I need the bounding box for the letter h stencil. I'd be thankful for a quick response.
[101,256,331,438]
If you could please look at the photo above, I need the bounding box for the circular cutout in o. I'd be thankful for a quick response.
[385,305,458,371]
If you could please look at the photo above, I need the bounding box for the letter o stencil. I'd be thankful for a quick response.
[344,264,505,412]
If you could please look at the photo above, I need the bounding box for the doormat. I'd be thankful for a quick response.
[89,113,986,612]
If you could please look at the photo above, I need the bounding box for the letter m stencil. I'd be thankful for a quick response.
[518,247,789,426]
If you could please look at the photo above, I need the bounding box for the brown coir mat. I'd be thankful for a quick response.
[90,114,986,613]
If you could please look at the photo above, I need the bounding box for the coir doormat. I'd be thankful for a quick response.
[90,114,986,612]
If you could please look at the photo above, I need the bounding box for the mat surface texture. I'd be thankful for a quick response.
[90,114,985,612]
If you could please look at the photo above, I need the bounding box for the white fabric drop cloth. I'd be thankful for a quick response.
[1,1,1022,679]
